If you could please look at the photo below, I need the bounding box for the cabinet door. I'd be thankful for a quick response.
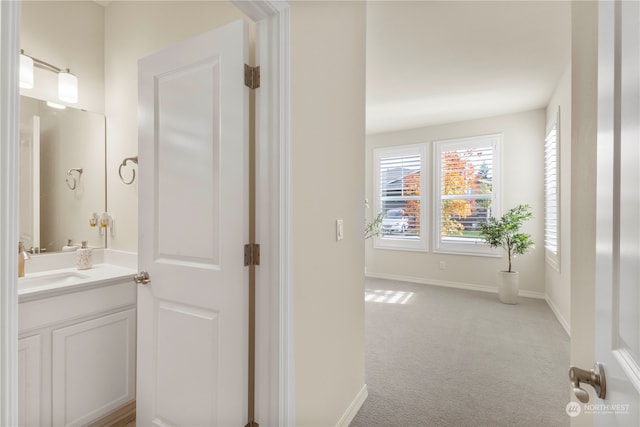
[18,335,42,427]
[52,309,136,427]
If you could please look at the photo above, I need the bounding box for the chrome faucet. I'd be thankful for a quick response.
[18,241,31,278]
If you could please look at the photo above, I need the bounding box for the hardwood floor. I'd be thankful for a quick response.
[86,401,136,427]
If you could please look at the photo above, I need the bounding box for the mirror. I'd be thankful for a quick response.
[19,95,106,253]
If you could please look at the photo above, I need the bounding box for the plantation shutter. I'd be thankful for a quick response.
[373,144,428,252]
[434,134,501,255]
[378,153,421,238]
[438,145,493,240]
[544,120,559,265]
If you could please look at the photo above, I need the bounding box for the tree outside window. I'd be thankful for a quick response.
[435,135,500,255]
[441,149,493,240]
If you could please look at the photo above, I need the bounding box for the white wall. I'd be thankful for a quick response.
[366,109,546,296]
[104,1,249,252]
[545,63,571,334]
[20,1,106,252]
[105,2,367,425]
[290,1,366,425]
[20,1,104,113]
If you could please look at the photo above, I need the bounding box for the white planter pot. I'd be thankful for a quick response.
[497,271,519,304]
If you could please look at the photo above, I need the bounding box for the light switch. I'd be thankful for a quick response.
[336,219,344,241]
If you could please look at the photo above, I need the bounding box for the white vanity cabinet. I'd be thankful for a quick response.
[18,275,136,427]
[18,335,42,427]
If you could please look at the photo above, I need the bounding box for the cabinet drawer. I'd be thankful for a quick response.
[19,282,135,333]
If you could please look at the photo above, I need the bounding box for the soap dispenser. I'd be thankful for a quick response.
[18,242,31,278]
[62,239,79,252]
[76,241,93,270]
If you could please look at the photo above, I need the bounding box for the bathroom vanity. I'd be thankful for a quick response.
[18,251,137,427]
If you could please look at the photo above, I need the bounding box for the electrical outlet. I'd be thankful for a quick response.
[439,261,446,270]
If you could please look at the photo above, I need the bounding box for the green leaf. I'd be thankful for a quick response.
[479,204,534,271]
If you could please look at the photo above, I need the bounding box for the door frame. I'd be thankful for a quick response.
[0,1,293,426]
[0,0,20,425]
[230,2,294,425]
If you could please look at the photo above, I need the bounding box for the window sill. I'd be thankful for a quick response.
[433,243,500,257]
[373,236,428,252]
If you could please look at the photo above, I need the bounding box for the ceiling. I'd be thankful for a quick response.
[366,1,571,134]
[91,0,570,135]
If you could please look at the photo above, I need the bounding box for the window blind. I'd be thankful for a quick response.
[544,123,559,258]
[378,153,421,239]
[438,145,493,243]
[434,134,501,256]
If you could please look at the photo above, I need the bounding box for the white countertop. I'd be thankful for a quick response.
[18,263,137,302]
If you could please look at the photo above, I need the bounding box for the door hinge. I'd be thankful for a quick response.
[244,64,260,89]
[244,243,260,266]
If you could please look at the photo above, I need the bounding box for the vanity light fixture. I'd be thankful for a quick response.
[20,50,78,104]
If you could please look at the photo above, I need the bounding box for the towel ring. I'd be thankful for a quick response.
[119,156,138,185]
[66,168,83,190]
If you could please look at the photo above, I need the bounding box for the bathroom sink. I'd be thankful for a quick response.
[19,271,90,289]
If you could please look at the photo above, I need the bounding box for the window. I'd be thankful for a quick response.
[545,113,560,270]
[434,134,501,255]
[373,144,428,251]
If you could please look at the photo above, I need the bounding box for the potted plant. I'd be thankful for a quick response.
[364,211,384,240]
[479,204,534,304]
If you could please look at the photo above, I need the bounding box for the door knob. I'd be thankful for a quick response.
[133,271,151,285]
[569,363,606,403]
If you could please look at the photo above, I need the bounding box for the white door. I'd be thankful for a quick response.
[137,20,249,427]
[593,0,640,425]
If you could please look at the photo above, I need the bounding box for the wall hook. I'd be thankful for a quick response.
[119,156,138,185]
[66,167,83,190]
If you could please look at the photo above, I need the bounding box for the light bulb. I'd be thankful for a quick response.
[19,54,34,89]
[58,71,78,103]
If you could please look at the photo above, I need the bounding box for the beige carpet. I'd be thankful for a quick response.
[350,277,570,427]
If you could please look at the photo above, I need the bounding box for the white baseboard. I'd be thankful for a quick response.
[86,400,135,427]
[519,289,546,299]
[365,272,546,299]
[335,384,368,427]
[545,295,571,336]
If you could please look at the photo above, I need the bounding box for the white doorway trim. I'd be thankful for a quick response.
[0,1,292,426]
[231,1,293,425]
[0,0,20,425]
